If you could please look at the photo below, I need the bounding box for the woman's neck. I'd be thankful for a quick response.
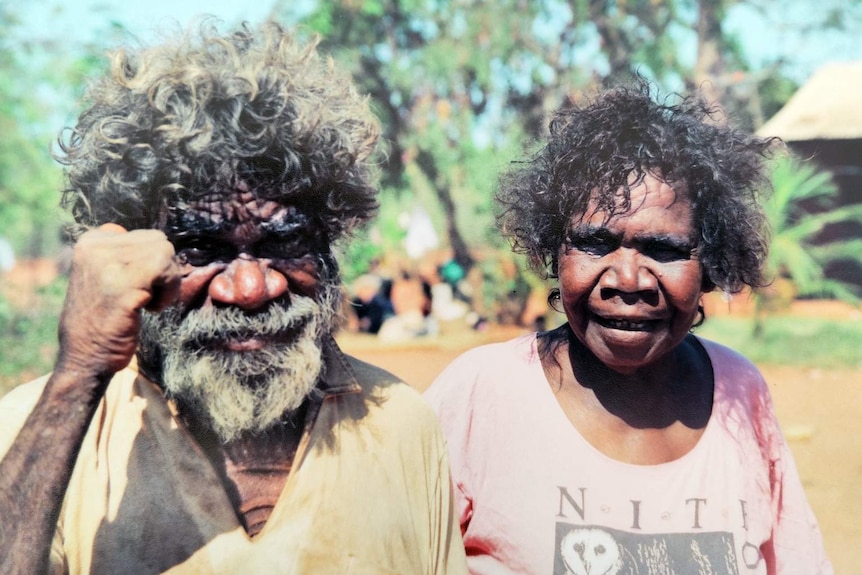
[545,328,713,430]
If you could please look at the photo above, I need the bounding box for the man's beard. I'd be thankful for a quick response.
[139,280,342,443]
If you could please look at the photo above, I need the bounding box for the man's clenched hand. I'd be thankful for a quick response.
[56,223,183,380]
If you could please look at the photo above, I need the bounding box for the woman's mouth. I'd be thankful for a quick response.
[594,315,658,331]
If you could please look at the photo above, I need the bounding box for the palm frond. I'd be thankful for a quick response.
[809,239,862,263]
[782,204,862,242]
[800,278,861,304]
[767,156,839,228]
[761,154,862,305]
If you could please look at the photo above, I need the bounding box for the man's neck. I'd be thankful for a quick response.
[186,402,309,537]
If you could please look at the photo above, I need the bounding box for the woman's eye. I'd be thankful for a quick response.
[581,241,614,256]
[645,242,692,262]
[566,235,616,256]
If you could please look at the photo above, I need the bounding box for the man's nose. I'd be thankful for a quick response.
[208,256,289,309]
[601,250,658,293]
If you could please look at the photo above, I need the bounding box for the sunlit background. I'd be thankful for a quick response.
[2,1,862,572]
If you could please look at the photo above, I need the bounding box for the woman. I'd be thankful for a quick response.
[424,85,832,574]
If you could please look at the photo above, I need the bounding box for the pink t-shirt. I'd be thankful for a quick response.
[424,334,832,575]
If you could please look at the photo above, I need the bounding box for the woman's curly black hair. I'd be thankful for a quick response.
[57,19,381,245]
[497,83,777,304]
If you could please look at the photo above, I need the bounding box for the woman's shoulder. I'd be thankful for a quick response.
[442,332,538,377]
[455,330,537,362]
[424,332,540,402]
[695,335,763,379]
[694,335,772,408]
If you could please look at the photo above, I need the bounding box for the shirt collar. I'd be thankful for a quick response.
[307,335,363,399]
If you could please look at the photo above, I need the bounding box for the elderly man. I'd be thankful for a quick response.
[0,21,466,574]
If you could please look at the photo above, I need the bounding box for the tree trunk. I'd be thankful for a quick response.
[435,184,474,273]
[692,0,727,112]
[414,149,474,273]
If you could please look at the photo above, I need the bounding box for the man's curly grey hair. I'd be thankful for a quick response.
[57,18,382,245]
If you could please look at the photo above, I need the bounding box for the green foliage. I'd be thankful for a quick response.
[0,123,67,257]
[0,18,61,257]
[0,278,67,395]
[335,187,410,285]
[287,0,560,272]
[696,315,862,368]
[756,74,799,127]
[762,155,862,302]
[749,155,862,337]
[336,229,385,288]
[266,0,862,322]
[0,3,121,259]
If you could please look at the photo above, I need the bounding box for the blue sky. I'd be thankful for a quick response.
[724,2,862,83]
[16,0,276,44]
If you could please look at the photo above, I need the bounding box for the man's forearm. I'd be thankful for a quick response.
[0,370,108,575]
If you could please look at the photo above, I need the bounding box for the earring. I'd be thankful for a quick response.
[691,302,706,330]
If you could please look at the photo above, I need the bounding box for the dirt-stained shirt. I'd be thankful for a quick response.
[0,338,467,575]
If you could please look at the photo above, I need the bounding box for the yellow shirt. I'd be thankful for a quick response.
[0,339,467,574]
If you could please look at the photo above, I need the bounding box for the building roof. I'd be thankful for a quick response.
[757,62,862,141]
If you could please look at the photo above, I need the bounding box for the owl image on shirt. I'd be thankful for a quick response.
[554,523,738,575]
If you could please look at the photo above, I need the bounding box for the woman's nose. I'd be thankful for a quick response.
[601,250,658,293]
[208,256,289,309]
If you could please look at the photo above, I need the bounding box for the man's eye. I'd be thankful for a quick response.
[174,240,233,266]
[255,239,312,260]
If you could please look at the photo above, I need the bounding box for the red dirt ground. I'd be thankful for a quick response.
[338,323,862,575]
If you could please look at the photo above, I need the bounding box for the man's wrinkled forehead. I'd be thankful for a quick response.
[163,191,315,236]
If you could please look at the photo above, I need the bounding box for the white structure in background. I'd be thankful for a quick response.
[430,283,469,321]
[0,238,15,273]
[402,205,439,260]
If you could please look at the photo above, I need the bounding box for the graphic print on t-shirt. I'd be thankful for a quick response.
[553,522,738,575]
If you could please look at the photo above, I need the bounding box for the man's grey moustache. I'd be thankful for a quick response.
[185,333,307,356]
[180,310,315,347]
